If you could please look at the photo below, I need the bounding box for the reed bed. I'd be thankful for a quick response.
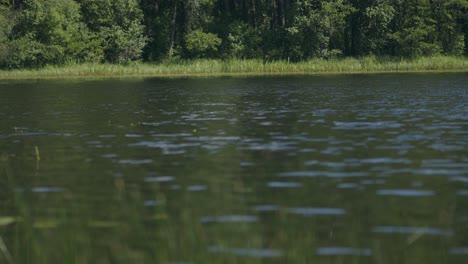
[0,56,466,79]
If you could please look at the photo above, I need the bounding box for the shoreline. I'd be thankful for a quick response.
[0,69,467,80]
[0,57,466,80]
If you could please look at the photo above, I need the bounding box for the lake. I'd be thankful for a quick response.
[0,73,467,263]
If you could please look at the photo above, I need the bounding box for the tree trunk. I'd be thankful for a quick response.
[271,0,277,29]
[168,0,178,58]
[251,0,257,28]
[465,28,468,56]
[279,0,285,27]
[242,0,248,23]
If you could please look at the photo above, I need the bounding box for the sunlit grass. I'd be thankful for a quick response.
[0,56,466,79]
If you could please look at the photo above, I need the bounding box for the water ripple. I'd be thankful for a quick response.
[267,181,302,188]
[449,247,468,255]
[31,187,65,193]
[412,169,465,176]
[208,246,282,258]
[450,176,468,183]
[117,159,153,165]
[144,200,160,207]
[200,215,258,224]
[334,121,401,130]
[279,171,368,178]
[361,179,386,185]
[372,226,453,236]
[144,176,175,183]
[16,187,65,193]
[287,207,346,216]
[253,205,279,212]
[129,141,199,149]
[316,247,372,256]
[336,183,361,189]
[186,185,208,192]
[376,189,434,197]
[246,142,296,151]
[354,158,412,164]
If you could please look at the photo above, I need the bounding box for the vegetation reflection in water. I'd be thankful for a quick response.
[0,74,468,263]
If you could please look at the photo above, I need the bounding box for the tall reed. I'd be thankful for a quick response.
[0,56,466,79]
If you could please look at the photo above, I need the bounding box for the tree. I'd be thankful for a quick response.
[223,20,262,59]
[361,0,394,55]
[431,0,466,55]
[283,0,329,61]
[81,0,147,63]
[0,0,467,68]
[185,29,221,58]
[322,0,355,57]
[389,0,440,57]
[1,0,100,68]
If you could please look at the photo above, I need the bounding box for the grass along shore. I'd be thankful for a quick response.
[0,56,467,79]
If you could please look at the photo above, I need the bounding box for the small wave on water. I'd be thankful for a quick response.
[267,181,303,188]
[129,141,199,149]
[186,185,208,192]
[450,176,468,183]
[143,200,160,207]
[279,171,368,178]
[376,189,435,197]
[116,159,153,165]
[15,187,65,193]
[316,247,372,256]
[253,205,279,212]
[246,141,297,151]
[456,190,468,196]
[200,215,258,224]
[333,121,402,130]
[31,187,65,193]
[144,176,176,183]
[336,183,361,189]
[101,153,118,158]
[208,246,283,258]
[347,158,412,165]
[287,207,346,216]
[361,179,386,185]
[449,247,468,255]
[372,226,453,236]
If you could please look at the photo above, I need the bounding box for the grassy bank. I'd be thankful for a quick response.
[0,56,467,79]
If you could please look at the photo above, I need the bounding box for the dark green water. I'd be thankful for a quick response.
[0,74,467,263]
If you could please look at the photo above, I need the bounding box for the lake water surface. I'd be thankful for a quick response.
[0,73,467,263]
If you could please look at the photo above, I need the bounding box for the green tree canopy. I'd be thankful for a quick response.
[0,0,466,68]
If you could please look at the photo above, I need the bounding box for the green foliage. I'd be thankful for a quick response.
[224,21,261,59]
[390,19,441,57]
[81,0,146,63]
[362,0,395,54]
[433,0,467,55]
[389,0,440,57]
[0,5,16,67]
[1,34,42,68]
[0,0,101,67]
[322,0,355,57]
[284,1,329,61]
[0,0,466,68]
[185,29,221,58]
[102,23,147,63]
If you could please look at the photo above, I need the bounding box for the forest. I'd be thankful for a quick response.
[0,0,467,68]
